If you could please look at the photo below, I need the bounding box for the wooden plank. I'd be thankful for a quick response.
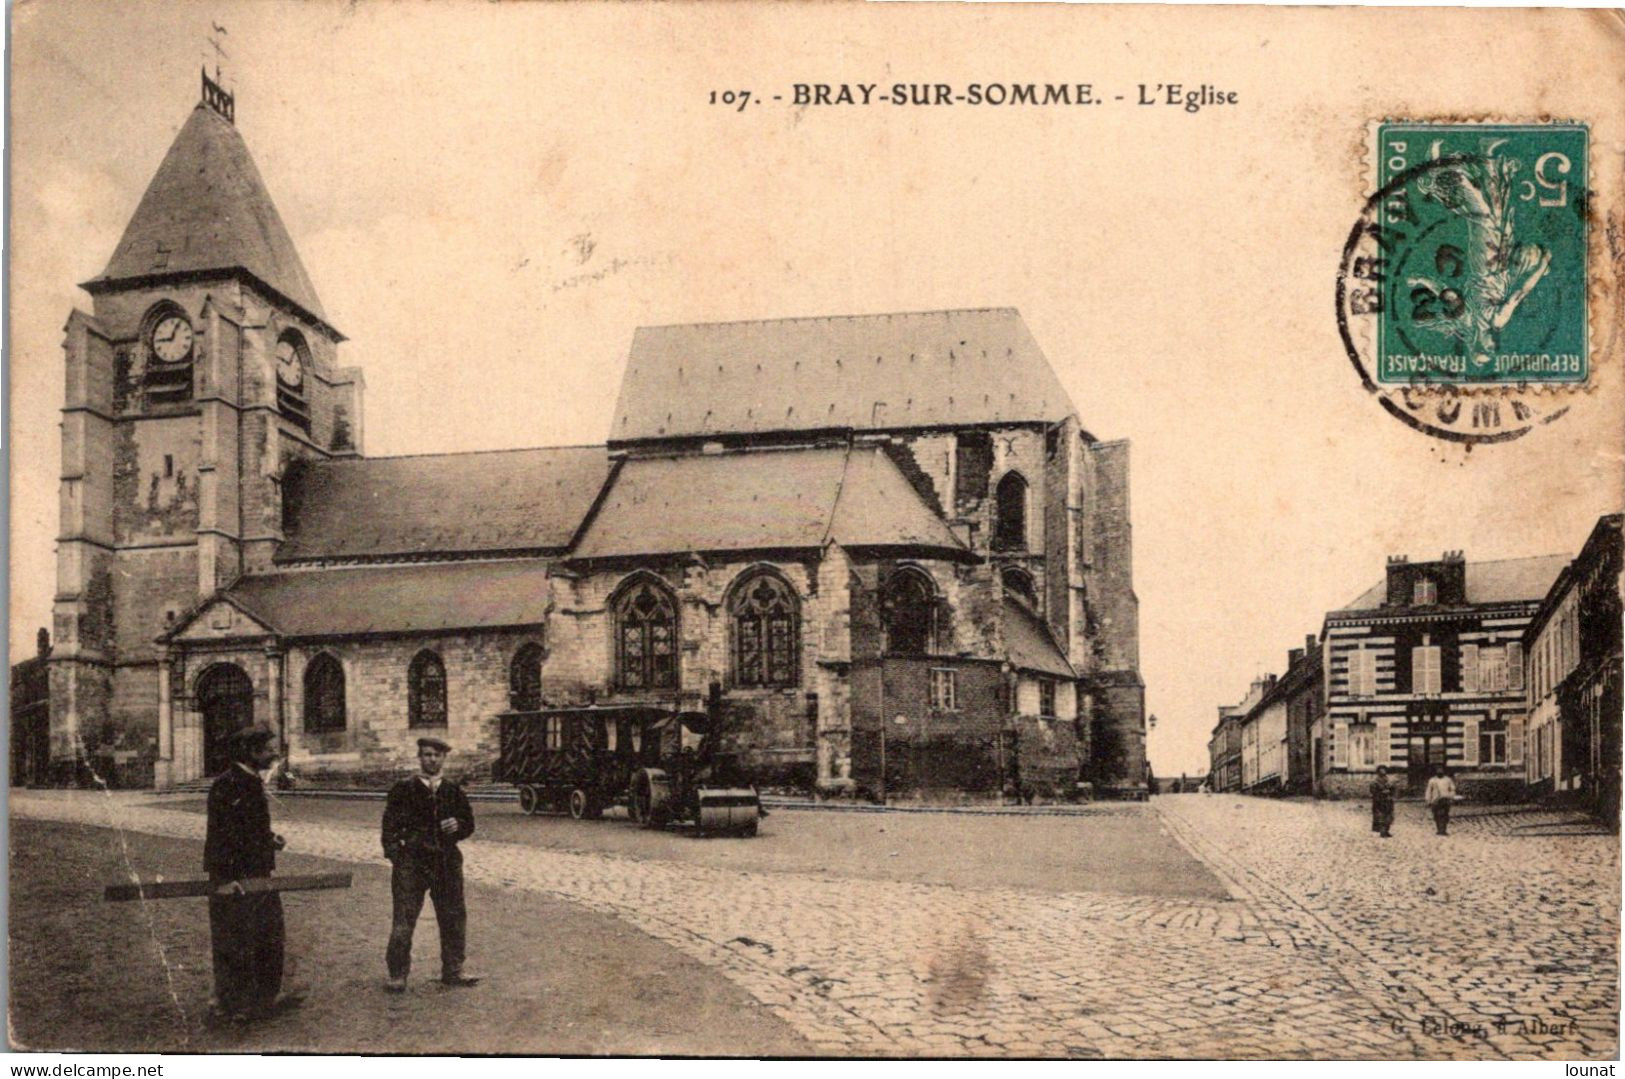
[104,872,352,902]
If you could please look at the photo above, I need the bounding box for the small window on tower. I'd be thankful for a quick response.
[275,330,312,432]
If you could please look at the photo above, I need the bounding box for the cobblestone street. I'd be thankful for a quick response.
[12,790,1617,1058]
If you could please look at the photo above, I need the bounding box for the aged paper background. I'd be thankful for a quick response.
[9,0,1623,800]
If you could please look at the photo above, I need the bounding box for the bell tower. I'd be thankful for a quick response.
[51,70,365,786]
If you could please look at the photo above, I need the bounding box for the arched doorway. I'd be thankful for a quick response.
[197,664,255,776]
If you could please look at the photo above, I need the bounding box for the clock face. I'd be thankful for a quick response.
[275,339,305,388]
[150,315,194,363]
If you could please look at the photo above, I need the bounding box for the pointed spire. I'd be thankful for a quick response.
[84,91,336,337]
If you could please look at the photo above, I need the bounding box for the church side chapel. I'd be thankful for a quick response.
[50,74,1147,798]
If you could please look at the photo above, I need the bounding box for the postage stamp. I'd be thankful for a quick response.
[1338,121,1592,443]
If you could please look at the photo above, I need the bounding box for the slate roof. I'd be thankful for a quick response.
[277,446,612,563]
[609,309,1078,443]
[191,560,554,639]
[570,445,969,560]
[1340,554,1571,611]
[85,104,330,328]
[1003,597,1077,677]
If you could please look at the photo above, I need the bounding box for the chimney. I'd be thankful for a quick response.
[1386,554,1412,606]
[1289,648,1305,667]
[1306,633,1318,654]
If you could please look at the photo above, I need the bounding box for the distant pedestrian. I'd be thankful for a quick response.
[204,725,298,1023]
[1369,765,1395,838]
[1425,765,1457,836]
[381,737,479,991]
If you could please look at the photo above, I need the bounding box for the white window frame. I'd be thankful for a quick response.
[929,667,959,713]
[1479,728,1507,765]
[1349,648,1377,697]
[1412,645,1441,695]
[1479,646,1508,693]
[1349,726,1375,769]
[1038,678,1057,719]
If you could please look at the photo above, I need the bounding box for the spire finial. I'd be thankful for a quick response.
[201,22,234,123]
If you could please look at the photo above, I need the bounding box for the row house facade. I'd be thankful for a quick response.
[49,79,1148,798]
[1319,551,1567,799]
[1207,704,1243,793]
[1524,514,1623,823]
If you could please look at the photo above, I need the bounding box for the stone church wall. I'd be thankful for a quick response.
[283,629,541,785]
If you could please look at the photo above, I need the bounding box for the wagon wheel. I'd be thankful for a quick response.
[517,785,540,816]
[568,788,601,821]
[631,768,669,828]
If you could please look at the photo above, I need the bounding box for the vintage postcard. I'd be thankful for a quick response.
[7,0,1623,1063]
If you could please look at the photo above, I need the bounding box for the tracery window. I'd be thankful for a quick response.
[993,471,1028,551]
[408,650,447,727]
[509,642,544,712]
[303,653,346,733]
[731,572,799,688]
[614,578,678,691]
[882,567,937,657]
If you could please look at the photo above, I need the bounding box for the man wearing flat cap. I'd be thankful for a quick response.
[204,724,296,1022]
[380,736,478,991]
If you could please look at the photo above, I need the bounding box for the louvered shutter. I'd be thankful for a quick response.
[1460,715,1479,766]
[1411,647,1426,693]
[1507,643,1525,691]
[1331,721,1347,768]
[1461,644,1479,693]
[1508,715,1525,765]
[1374,718,1391,766]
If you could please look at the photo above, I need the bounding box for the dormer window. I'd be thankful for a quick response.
[141,302,194,406]
[1413,577,1437,606]
[275,330,312,432]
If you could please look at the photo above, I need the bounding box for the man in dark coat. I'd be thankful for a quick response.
[1370,765,1396,838]
[204,724,294,1022]
[381,736,478,991]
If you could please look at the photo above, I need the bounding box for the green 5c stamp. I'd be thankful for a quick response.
[1379,124,1587,384]
[1338,122,1589,443]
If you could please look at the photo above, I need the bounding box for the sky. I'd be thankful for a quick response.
[10,1,1624,775]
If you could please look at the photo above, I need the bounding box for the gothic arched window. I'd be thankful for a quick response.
[994,471,1028,551]
[303,653,346,733]
[731,571,800,688]
[882,567,937,657]
[509,642,544,712]
[614,577,678,691]
[408,650,447,728]
[1002,566,1038,609]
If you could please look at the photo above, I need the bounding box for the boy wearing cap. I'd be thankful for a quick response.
[204,724,294,1022]
[380,736,478,991]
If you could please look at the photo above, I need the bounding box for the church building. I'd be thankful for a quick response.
[49,75,1147,798]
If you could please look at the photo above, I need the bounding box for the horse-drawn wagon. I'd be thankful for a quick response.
[494,702,761,836]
